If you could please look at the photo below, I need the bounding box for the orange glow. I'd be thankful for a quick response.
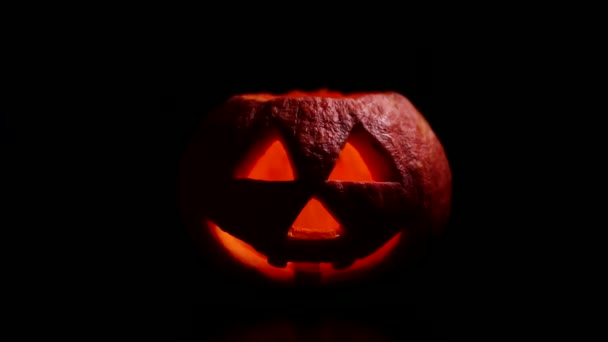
[328,142,374,181]
[287,198,342,240]
[207,220,401,283]
[241,89,381,102]
[235,137,294,181]
[329,129,399,182]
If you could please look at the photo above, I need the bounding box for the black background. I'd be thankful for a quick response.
[5,24,536,339]
[99,42,513,340]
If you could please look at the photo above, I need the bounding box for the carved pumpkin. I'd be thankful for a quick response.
[178,90,451,285]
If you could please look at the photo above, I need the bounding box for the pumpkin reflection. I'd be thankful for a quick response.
[215,318,395,342]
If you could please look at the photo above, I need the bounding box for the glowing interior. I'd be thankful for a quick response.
[241,89,372,102]
[237,129,396,183]
[328,142,374,181]
[329,128,399,182]
[287,198,342,240]
[208,220,401,283]
[236,137,295,180]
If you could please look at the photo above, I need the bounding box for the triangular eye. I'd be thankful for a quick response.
[235,130,295,181]
[328,125,400,182]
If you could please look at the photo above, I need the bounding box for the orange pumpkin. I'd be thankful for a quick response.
[178,90,451,285]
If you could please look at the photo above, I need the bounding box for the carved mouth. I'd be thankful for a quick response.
[207,220,401,283]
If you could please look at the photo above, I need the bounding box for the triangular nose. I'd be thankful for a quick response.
[288,198,342,240]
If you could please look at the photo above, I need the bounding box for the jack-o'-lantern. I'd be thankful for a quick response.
[178,89,451,285]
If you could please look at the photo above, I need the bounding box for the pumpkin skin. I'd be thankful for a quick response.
[178,90,451,285]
